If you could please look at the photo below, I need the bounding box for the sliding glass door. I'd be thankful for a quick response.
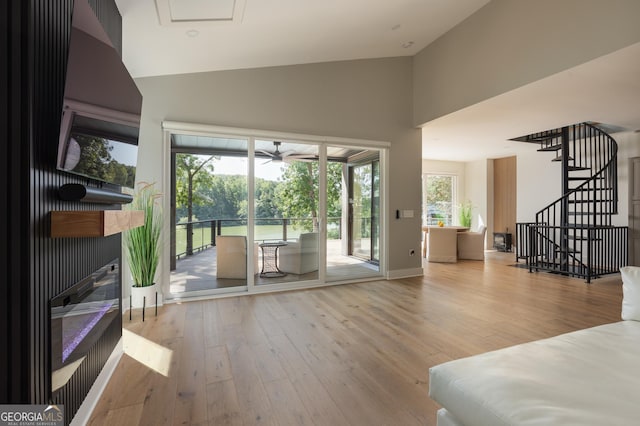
[254,139,320,287]
[326,146,381,282]
[169,136,249,296]
[165,124,386,298]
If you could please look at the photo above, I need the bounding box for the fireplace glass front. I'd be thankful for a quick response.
[51,258,120,393]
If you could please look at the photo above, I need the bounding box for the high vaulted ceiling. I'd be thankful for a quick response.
[113,1,640,162]
[114,0,490,78]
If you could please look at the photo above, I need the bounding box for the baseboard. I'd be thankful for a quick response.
[387,267,424,280]
[70,338,123,426]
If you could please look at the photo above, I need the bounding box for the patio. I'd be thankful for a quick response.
[170,238,380,294]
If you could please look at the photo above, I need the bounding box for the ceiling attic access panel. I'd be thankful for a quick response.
[155,0,247,25]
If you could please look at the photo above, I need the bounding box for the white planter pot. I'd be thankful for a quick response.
[130,283,159,308]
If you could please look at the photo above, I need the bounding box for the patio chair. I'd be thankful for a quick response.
[216,236,259,279]
[279,232,319,274]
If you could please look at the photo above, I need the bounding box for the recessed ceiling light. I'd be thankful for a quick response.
[402,41,414,49]
[186,29,199,38]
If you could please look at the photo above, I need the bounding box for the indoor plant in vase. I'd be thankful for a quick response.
[459,200,473,228]
[124,182,162,308]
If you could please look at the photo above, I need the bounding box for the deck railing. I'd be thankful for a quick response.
[175,216,344,259]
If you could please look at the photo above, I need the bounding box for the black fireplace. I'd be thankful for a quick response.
[50,258,120,394]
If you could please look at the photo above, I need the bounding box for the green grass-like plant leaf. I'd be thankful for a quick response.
[124,182,162,287]
[459,200,472,228]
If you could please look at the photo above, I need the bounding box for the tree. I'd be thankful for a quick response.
[72,134,113,178]
[175,154,215,255]
[274,161,343,232]
[326,162,343,218]
[255,178,281,220]
[212,175,247,219]
[70,134,136,187]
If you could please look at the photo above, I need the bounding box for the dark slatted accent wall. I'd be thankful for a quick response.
[0,0,20,405]
[2,0,124,423]
[3,0,35,405]
[0,0,6,403]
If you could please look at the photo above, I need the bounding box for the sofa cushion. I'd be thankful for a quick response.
[620,266,640,321]
[429,321,640,426]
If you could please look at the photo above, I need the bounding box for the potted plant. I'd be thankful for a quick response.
[124,182,162,308]
[459,200,472,228]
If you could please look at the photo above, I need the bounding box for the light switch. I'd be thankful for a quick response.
[402,210,414,218]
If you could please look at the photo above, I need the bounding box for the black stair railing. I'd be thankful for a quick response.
[515,122,627,282]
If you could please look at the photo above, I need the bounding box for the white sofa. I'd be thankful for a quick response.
[279,232,319,275]
[428,266,640,426]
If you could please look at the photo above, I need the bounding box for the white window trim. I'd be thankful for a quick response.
[162,121,390,299]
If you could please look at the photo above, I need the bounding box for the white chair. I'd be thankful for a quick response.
[427,227,458,263]
[216,236,259,279]
[279,232,319,274]
[457,225,487,260]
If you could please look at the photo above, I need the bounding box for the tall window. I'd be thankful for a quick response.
[423,174,456,226]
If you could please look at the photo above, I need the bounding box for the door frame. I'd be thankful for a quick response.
[162,121,390,299]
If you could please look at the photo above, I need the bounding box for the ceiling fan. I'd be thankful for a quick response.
[256,141,317,163]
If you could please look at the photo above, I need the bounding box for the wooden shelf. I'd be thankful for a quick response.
[50,210,144,238]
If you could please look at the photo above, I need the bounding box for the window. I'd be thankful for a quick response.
[423,174,456,226]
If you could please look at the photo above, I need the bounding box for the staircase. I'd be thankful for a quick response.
[515,122,628,283]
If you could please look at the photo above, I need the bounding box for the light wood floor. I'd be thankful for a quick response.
[88,252,623,426]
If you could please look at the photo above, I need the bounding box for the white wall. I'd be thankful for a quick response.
[516,149,560,222]
[413,0,640,126]
[134,57,423,287]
